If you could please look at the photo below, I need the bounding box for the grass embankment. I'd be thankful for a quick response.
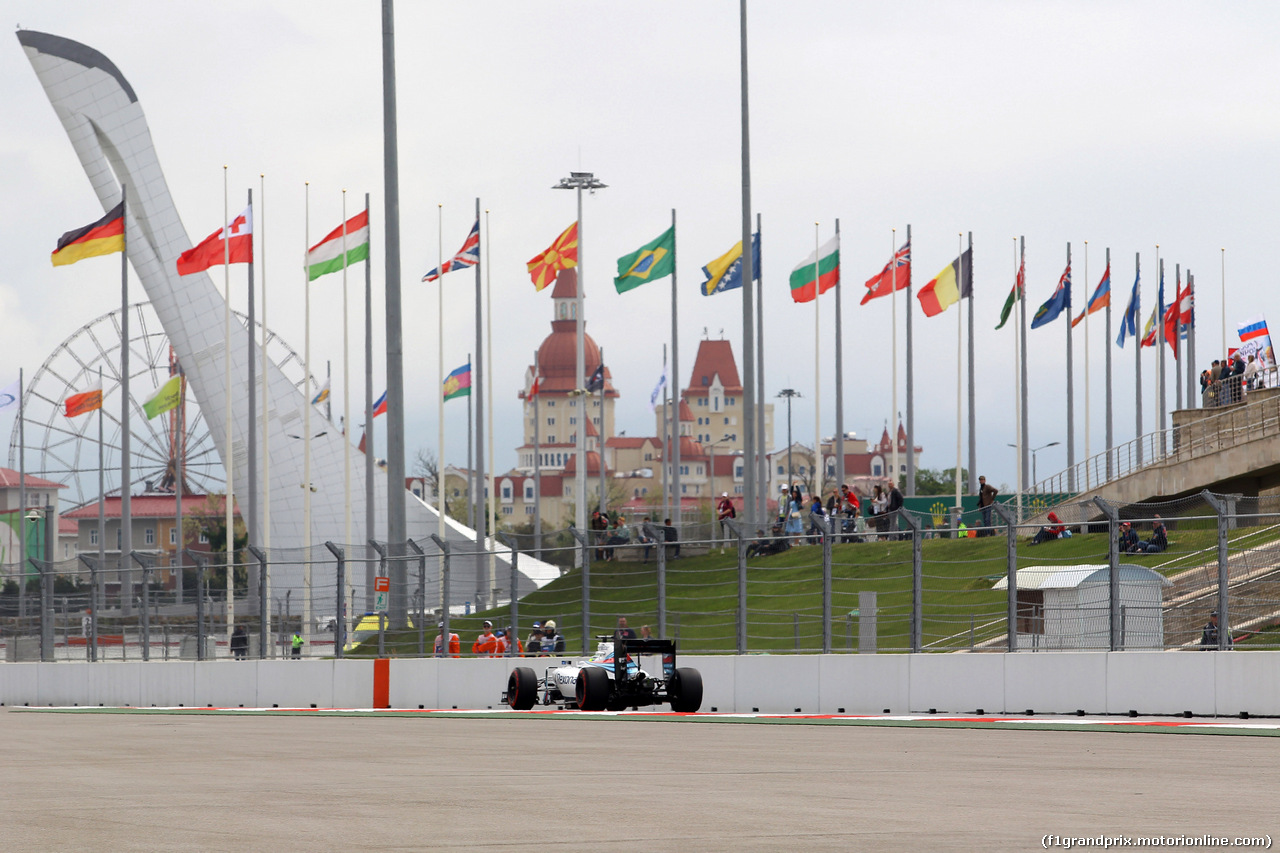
[347,521,1279,657]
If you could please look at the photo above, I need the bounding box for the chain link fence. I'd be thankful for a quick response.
[4,491,1278,662]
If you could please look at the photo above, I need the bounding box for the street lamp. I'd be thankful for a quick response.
[1014,441,1059,492]
[553,171,607,549]
[776,389,801,495]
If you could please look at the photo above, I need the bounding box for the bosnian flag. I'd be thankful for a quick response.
[423,220,480,282]
[308,210,370,281]
[177,205,253,276]
[1239,316,1270,343]
[372,390,387,418]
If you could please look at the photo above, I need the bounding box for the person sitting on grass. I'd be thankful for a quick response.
[1030,511,1066,546]
[1140,515,1168,554]
[1117,521,1141,553]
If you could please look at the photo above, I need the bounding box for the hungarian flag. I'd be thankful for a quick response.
[142,375,183,420]
[1031,264,1072,329]
[527,222,578,291]
[1071,264,1111,328]
[422,219,479,282]
[789,235,840,303]
[372,390,387,417]
[52,202,124,266]
[443,364,472,401]
[65,381,103,418]
[307,210,369,281]
[996,257,1025,330]
[177,205,253,276]
[918,252,968,317]
[861,239,910,305]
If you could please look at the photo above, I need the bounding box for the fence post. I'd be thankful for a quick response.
[129,551,155,661]
[247,545,269,659]
[406,539,426,657]
[34,558,51,662]
[644,521,667,639]
[324,542,346,659]
[568,527,591,655]
[185,549,207,661]
[1092,498,1121,651]
[992,503,1018,652]
[721,519,747,654]
[495,534,520,657]
[77,554,100,662]
[898,510,923,653]
[815,513,833,653]
[1201,490,1232,650]
[429,534,450,657]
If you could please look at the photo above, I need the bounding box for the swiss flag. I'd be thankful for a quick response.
[177,205,253,276]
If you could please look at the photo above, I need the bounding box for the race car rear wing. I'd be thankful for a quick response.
[600,636,677,683]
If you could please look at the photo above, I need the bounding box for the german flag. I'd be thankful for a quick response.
[52,202,124,267]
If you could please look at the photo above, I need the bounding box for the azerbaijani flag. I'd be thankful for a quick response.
[788,235,840,303]
[52,202,124,267]
[307,209,370,281]
[443,364,472,401]
[527,222,578,291]
[177,205,253,276]
[1071,264,1110,328]
[142,375,183,420]
[918,254,963,317]
[65,381,103,418]
[372,390,387,417]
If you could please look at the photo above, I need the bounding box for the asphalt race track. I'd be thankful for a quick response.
[3,708,1276,851]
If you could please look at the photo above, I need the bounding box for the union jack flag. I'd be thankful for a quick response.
[422,219,480,282]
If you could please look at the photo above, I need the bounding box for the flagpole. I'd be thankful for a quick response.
[437,204,445,553]
[1065,242,1075,492]
[1187,271,1198,408]
[247,187,257,600]
[1083,241,1090,477]
[220,170,233,647]
[485,208,496,602]
[1221,248,1227,361]
[671,208,681,531]
[834,217,844,492]
[955,232,962,513]
[302,181,312,656]
[466,353,473,530]
[1174,263,1183,412]
[906,224,915,496]
[739,0,758,536]
[1105,247,1113,481]
[341,191,352,567]
[599,347,607,518]
[363,192,373,617]
[1135,252,1143,467]
[813,222,821,499]
[575,188,586,562]
[473,197,488,609]
[662,343,669,523]
[18,368,28,622]
[756,212,766,521]
[98,366,104,660]
[120,183,133,620]
[1157,248,1164,458]
[533,349,542,562]
[1013,238,1022,522]
[174,351,184,613]
[262,174,271,646]
[966,231,976,496]
[1020,236,1029,492]
[890,227,898,494]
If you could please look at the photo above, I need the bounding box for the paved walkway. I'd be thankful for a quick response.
[3,710,1276,851]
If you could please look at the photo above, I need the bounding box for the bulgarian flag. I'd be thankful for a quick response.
[177,205,253,276]
[307,210,370,281]
[789,235,839,303]
[65,380,103,418]
[142,375,183,420]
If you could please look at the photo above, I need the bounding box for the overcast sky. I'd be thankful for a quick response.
[3,1,1279,495]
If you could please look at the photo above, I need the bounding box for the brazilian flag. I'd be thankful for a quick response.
[614,226,675,293]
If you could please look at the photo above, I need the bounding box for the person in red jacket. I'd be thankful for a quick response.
[472,620,499,656]
[1030,511,1067,546]
[434,623,460,657]
[494,627,524,657]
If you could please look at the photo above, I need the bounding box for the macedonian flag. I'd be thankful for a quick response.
[527,221,578,291]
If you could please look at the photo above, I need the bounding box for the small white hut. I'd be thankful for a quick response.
[992,564,1173,650]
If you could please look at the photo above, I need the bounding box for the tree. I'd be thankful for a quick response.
[412,447,439,498]
[914,467,970,496]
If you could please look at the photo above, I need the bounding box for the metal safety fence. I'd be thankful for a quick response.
[3,491,1278,662]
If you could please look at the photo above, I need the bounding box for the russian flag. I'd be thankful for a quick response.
[1239,316,1270,342]
[372,390,387,418]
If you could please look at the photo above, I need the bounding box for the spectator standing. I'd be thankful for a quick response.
[1245,354,1260,392]
[291,631,303,659]
[1200,610,1232,649]
[783,491,804,539]
[639,624,653,640]
[977,476,998,536]
[231,624,249,660]
[637,517,656,563]
[807,495,826,544]
[495,627,524,657]
[434,623,461,657]
[590,511,609,562]
[716,492,737,541]
[541,619,566,654]
[886,481,904,541]
[472,620,499,656]
[614,616,637,641]
[525,622,544,654]
[663,518,680,559]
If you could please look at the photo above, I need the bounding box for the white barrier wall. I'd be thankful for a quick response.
[3,652,1280,716]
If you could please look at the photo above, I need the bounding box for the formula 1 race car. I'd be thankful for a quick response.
[503,637,702,713]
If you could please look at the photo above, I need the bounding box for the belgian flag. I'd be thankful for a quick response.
[51,201,124,266]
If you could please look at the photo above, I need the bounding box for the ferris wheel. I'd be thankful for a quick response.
[7,302,314,511]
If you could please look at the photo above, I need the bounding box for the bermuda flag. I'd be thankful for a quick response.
[422,219,480,282]
[861,239,910,305]
[307,210,370,281]
[372,390,387,418]
[64,380,103,418]
[177,205,253,276]
[1071,264,1110,328]
[789,234,840,303]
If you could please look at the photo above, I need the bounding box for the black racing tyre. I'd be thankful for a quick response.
[507,667,539,710]
[575,667,610,712]
[668,666,703,713]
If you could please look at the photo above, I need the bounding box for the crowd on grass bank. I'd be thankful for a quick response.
[434,616,652,658]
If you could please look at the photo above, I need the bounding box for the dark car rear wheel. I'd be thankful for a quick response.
[508,666,539,710]
[668,666,703,713]
[575,667,610,712]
